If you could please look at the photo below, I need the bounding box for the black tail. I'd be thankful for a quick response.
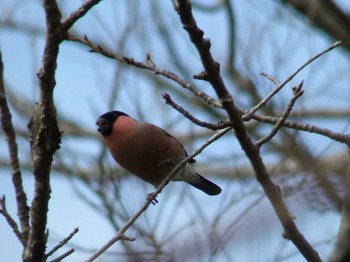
[189,174,221,196]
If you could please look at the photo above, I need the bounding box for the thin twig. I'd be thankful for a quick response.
[61,0,102,31]
[46,227,79,258]
[250,113,350,145]
[0,196,25,246]
[66,34,223,108]
[49,248,75,262]
[86,126,232,262]
[255,82,304,148]
[243,41,342,120]
[162,92,229,130]
[0,48,30,241]
[260,72,281,85]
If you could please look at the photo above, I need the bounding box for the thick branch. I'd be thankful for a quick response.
[173,1,322,261]
[25,0,63,261]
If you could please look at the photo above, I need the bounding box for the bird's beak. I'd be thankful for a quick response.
[96,117,109,134]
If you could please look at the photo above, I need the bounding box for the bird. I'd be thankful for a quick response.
[96,110,221,197]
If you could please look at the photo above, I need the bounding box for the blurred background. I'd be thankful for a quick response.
[0,0,350,261]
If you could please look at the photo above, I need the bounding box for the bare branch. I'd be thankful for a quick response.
[49,248,75,262]
[0,48,30,241]
[25,0,63,260]
[66,34,222,108]
[251,113,350,145]
[0,196,25,246]
[61,0,102,31]
[260,72,281,85]
[243,41,342,121]
[173,1,322,261]
[46,227,79,258]
[162,92,229,130]
[256,82,304,148]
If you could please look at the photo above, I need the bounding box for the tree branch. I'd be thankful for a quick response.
[49,248,75,262]
[255,82,304,148]
[25,0,63,260]
[173,0,322,261]
[61,0,102,31]
[0,48,30,243]
[0,196,25,246]
[331,149,350,262]
[243,40,341,121]
[282,0,350,52]
[45,227,79,258]
[251,113,350,145]
[66,34,223,108]
[162,92,229,130]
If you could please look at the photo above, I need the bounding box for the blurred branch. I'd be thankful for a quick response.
[251,112,350,145]
[0,49,30,243]
[173,0,322,261]
[290,109,350,119]
[331,150,350,262]
[282,0,350,52]
[223,0,235,72]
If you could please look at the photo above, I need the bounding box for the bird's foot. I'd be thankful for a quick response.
[147,192,159,205]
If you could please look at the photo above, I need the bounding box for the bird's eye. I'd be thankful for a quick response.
[96,119,108,126]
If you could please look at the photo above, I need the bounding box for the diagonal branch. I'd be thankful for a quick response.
[0,49,30,242]
[243,40,341,120]
[45,227,79,258]
[0,196,25,246]
[255,82,304,148]
[173,1,322,261]
[66,34,223,108]
[61,0,102,31]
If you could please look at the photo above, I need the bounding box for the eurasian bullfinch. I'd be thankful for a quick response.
[96,111,221,196]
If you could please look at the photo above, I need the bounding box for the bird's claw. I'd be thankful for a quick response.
[147,192,159,205]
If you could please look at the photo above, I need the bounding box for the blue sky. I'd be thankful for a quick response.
[0,0,349,261]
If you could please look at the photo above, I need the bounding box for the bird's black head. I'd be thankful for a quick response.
[96,111,129,136]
